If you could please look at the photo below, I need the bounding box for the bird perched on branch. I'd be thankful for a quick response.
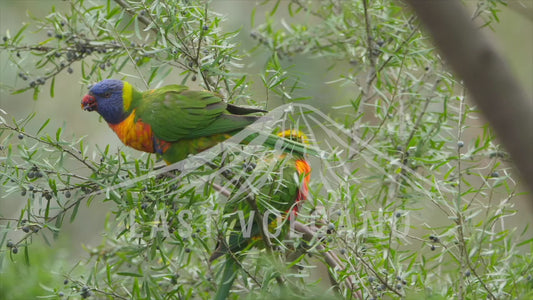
[81,79,318,163]
[209,130,311,300]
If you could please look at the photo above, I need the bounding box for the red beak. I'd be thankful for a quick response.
[82,94,97,111]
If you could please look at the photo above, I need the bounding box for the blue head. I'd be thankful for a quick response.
[82,79,130,124]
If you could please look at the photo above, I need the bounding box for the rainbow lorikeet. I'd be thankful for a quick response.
[210,130,311,300]
[81,79,312,299]
[81,79,317,163]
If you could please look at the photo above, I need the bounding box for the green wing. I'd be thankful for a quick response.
[136,85,263,142]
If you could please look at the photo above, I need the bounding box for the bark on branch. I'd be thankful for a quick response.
[403,0,533,197]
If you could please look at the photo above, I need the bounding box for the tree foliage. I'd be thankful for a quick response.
[1,0,531,299]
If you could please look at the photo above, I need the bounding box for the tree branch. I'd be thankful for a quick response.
[403,0,533,197]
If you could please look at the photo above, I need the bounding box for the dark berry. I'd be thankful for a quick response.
[12,247,18,254]
[47,30,53,37]
[2,36,7,42]
[243,163,256,172]
[6,241,14,248]
[430,245,436,251]
[429,235,439,242]
[171,274,179,284]
[44,192,52,200]
[465,270,471,277]
[67,67,73,74]
[457,141,464,148]
[202,25,209,31]
[65,191,71,198]
[22,226,30,233]
[29,81,36,88]
[395,212,401,218]
[18,133,24,139]
[490,171,500,178]
[64,279,69,285]
[184,248,191,253]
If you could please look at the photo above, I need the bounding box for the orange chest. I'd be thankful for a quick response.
[108,110,155,153]
[295,158,311,202]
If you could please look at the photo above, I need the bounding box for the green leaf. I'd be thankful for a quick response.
[270,0,281,16]
[117,272,143,278]
[36,119,50,135]
[251,7,256,27]
[45,194,51,220]
[24,246,30,266]
[11,87,32,95]
[12,23,29,43]
[50,76,55,98]
[55,127,62,141]
[32,86,40,100]
[48,178,57,195]
[70,200,81,223]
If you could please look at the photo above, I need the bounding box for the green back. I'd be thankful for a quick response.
[135,85,261,142]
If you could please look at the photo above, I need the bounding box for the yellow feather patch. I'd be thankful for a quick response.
[122,81,133,111]
[277,129,309,144]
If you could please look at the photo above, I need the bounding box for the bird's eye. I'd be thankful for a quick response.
[104,92,111,98]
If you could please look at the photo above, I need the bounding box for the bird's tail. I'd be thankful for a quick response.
[213,257,238,300]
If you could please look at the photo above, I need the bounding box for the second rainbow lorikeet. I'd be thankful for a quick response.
[81,79,318,163]
[210,130,311,300]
